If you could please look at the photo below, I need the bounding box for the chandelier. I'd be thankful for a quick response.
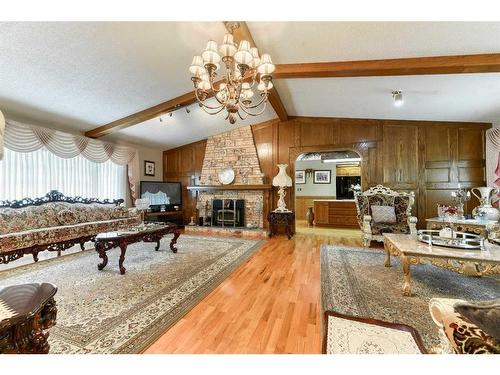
[189,23,275,124]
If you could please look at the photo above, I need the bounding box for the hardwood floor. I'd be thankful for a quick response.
[145,226,379,354]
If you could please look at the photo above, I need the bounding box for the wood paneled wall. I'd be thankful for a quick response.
[163,116,491,227]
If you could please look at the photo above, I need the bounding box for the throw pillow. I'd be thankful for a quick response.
[56,209,79,226]
[454,299,500,341]
[370,205,397,224]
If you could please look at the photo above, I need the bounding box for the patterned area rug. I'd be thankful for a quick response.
[321,245,500,350]
[0,235,263,353]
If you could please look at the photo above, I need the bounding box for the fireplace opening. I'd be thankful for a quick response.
[212,199,245,227]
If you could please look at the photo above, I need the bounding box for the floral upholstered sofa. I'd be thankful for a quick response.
[0,191,140,264]
[354,185,418,247]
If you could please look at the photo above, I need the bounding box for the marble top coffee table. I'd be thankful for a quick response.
[383,233,500,296]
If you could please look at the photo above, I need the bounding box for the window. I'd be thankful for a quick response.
[0,147,126,201]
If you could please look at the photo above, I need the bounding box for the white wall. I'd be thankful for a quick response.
[294,160,337,197]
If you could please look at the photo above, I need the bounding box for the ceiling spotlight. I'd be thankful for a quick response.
[169,112,173,117]
[185,107,191,114]
[159,117,163,122]
[392,90,403,107]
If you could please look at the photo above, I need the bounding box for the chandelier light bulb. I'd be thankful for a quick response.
[201,40,221,64]
[234,40,253,65]
[249,47,260,68]
[392,90,404,106]
[258,79,273,91]
[257,54,275,75]
[189,56,204,76]
[219,33,237,58]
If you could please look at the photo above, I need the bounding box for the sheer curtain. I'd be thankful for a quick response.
[0,147,126,201]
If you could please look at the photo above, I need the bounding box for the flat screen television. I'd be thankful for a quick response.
[140,181,182,210]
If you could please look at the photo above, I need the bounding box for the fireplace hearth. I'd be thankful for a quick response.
[212,199,245,227]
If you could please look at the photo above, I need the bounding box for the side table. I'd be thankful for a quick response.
[0,283,58,354]
[267,211,295,239]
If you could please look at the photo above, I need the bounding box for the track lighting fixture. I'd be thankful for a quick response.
[185,107,191,114]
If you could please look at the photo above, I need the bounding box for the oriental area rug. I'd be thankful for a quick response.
[0,235,264,353]
[321,245,500,350]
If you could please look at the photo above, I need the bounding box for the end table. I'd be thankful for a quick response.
[268,211,295,239]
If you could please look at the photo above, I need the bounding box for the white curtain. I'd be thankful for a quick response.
[0,147,126,201]
[3,120,140,201]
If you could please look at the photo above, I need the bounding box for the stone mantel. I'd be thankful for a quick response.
[187,185,272,192]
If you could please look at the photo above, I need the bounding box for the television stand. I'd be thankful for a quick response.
[145,210,184,225]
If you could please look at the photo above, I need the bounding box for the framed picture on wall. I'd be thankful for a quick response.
[295,170,306,184]
[314,170,331,184]
[144,160,156,176]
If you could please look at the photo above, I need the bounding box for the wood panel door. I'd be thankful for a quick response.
[382,124,418,189]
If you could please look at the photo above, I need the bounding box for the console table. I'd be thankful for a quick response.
[267,211,295,239]
[426,217,497,237]
[0,283,57,354]
[95,223,181,275]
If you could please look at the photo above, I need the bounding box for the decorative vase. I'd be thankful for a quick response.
[471,186,500,221]
[306,207,314,227]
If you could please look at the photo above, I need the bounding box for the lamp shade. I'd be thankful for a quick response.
[272,164,292,187]
[0,110,4,161]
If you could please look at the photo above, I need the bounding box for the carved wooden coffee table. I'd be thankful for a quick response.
[0,283,57,354]
[95,223,181,275]
[383,233,500,296]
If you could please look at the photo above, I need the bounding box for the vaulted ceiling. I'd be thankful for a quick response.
[1,21,500,150]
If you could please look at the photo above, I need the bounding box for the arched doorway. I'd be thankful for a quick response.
[294,150,362,234]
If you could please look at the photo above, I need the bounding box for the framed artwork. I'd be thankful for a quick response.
[144,160,156,176]
[314,170,331,184]
[295,170,306,184]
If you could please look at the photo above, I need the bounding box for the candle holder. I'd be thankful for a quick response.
[450,186,471,220]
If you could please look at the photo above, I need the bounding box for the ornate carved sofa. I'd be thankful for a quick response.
[0,191,140,264]
[354,185,417,247]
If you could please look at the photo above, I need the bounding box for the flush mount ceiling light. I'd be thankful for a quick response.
[392,90,404,107]
[189,22,275,125]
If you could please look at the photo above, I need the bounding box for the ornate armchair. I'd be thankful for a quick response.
[354,185,417,247]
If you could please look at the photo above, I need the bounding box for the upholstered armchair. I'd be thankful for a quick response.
[354,185,417,247]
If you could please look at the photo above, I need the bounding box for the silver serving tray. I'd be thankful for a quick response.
[417,229,484,250]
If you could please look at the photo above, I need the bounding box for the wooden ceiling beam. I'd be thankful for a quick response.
[273,53,500,79]
[225,21,289,122]
[85,91,198,138]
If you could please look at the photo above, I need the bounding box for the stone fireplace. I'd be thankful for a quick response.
[195,125,267,229]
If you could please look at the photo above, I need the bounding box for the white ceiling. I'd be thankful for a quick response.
[1,22,500,150]
[275,73,500,122]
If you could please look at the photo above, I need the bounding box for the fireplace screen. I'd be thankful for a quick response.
[211,199,245,227]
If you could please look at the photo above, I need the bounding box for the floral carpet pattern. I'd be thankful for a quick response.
[0,235,263,353]
[321,245,500,350]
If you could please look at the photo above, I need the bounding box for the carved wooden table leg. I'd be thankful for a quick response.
[384,246,391,267]
[155,238,161,251]
[118,243,128,275]
[96,242,108,271]
[170,229,180,253]
[401,255,412,297]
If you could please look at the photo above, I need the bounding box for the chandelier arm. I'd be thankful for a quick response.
[239,93,269,110]
[200,104,227,116]
[237,110,249,120]
[239,101,268,117]
[195,90,226,110]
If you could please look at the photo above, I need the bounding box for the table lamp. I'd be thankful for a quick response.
[272,164,293,212]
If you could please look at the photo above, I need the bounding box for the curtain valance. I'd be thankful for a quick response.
[3,120,139,201]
